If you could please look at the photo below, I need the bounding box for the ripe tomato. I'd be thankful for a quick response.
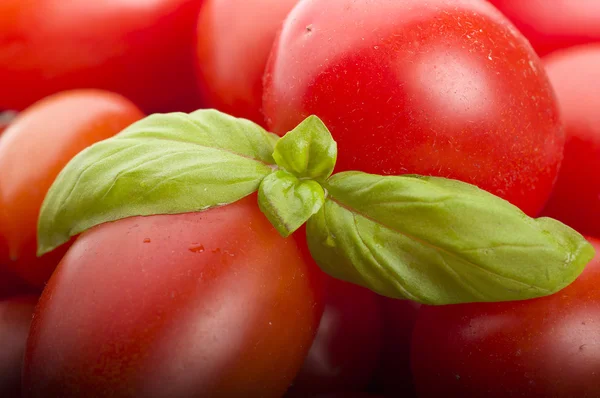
[288,277,383,395]
[0,0,204,113]
[0,90,144,287]
[263,0,564,216]
[0,295,38,398]
[488,0,600,56]
[195,0,299,125]
[540,45,600,237]
[23,195,324,398]
[411,237,600,397]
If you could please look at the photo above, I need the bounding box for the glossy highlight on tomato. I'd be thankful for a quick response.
[263,0,564,215]
[0,90,144,287]
[0,0,204,113]
[411,237,600,398]
[23,195,324,398]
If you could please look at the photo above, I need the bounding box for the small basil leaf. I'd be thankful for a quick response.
[37,110,277,256]
[306,172,595,305]
[273,115,337,181]
[258,170,325,238]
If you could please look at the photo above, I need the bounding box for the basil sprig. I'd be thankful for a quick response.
[38,110,595,305]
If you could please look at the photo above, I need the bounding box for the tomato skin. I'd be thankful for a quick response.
[0,0,204,113]
[263,0,564,216]
[540,45,600,237]
[23,196,324,398]
[411,237,600,398]
[0,90,144,287]
[195,0,299,126]
[488,0,600,57]
[0,295,38,398]
[288,278,383,395]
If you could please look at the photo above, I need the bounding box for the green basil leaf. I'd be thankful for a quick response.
[258,170,325,238]
[272,115,337,181]
[306,172,595,305]
[37,110,278,256]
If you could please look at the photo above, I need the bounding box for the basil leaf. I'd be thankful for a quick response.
[37,110,277,256]
[258,170,325,237]
[306,172,595,305]
[272,115,337,181]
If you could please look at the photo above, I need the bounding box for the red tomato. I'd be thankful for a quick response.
[411,237,600,397]
[373,298,421,397]
[0,295,38,398]
[288,277,383,395]
[263,0,564,216]
[0,90,144,287]
[488,0,600,56]
[540,45,600,237]
[0,266,38,301]
[195,0,299,125]
[23,195,324,398]
[0,0,204,113]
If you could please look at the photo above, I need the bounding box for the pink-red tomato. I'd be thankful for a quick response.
[488,0,600,56]
[540,45,600,237]
[195,0,299,125]
[23,195,324,398]
[0,295,38,398]
[0,0,204,113]
[0,90,144,287]
[411,237,600,397]
[263,0,564,216]
[373,298,421,397]
[288,277,383,395]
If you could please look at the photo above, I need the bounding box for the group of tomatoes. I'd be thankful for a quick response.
[1,0,600,397]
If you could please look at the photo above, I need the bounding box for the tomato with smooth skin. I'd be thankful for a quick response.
[263,0,564,216]
[540,45,600,237]
[488,0,600,56]
[411,237,600,397]
[195,0,299,126]
[287,277,383,395]
[0,295,38,398]
[23,195,324,398]
[0,0,204,113]
[0,90,144,287]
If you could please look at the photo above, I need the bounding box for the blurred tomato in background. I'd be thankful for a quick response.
[488,0,600,56]
[195,0,299,126]
[0,90,144,288]
[0,0,205,114]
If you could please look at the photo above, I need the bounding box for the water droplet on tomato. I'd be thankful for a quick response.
[188,243,205,253]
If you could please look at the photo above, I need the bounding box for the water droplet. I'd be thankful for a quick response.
[143,238,151,243]
[324,235,336,248]
[189,243,205,253]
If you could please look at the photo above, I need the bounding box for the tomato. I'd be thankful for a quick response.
[488,0,600,57]
[0,0,204,113]
[411,236,600,397]
[263,0,564,216]
[195,0,299,125]
[0,266,38,301]
[373,298,420,397]
[0,90,144,287]
[287,277,383,395]
[540,45,600,237]
[0,295,38,398]
[23,195,324,398]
